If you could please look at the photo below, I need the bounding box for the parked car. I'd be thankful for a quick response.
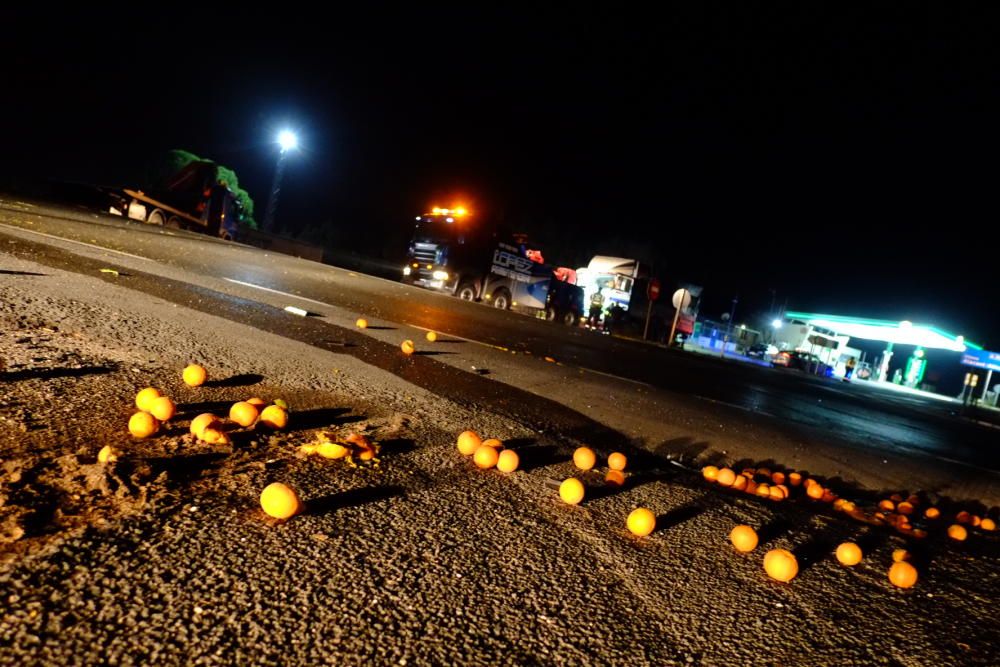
[772,350,831,375]
[746,343,778,359]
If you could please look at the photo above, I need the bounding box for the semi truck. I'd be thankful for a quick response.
[104,160,240,239]
[401,208,585,325]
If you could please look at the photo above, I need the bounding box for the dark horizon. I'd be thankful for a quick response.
[2,5,997,346]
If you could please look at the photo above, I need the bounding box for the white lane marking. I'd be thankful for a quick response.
[222,278,338,309]
[580,367,653,388]
[693,394,776,418]
[0,222,153,261]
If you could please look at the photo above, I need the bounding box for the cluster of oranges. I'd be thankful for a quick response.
[299,431,379,462]
[456,431,520,473]
[189,397,289,446]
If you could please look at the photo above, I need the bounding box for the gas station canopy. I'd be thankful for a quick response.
[784,312,982,353]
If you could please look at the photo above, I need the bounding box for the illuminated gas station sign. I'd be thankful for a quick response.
[961,349,1000,372]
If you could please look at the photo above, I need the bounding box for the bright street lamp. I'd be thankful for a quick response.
[772,318,783,329]
[263,129,299,233]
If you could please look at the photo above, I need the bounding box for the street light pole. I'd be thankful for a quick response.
[722,295,738,358]
[262,130,298,235]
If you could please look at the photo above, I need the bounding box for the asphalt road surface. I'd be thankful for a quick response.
[1,198,996,475]
[1,196,999,665]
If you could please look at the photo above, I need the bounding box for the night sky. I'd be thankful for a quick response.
[2,5,998,346]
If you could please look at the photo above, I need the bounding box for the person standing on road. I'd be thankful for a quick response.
[844,356,857,381]
[588,289,605,329]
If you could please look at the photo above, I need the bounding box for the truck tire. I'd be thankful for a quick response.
[492,288,511,310]
[545,306,557,322]
[147,209,166,226]
[457,282,477,301]
[165,216,183,230]
[562,311,579,327]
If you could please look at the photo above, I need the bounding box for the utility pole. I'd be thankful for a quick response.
[721,295,738,358]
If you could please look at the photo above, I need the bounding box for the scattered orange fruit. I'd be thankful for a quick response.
[763,549,798,583]
[892,549,910,563]
[97,445,120,464]
[732,475,748,492]
[730,525,758,552]
[182,364,207,387]
[716,468,736,487]
[788,472,802,486]
[807,484,824,500]
[229,401,260,427]
[573,446,597,471]
[135,387,162,412]
[605,470,626,486]
[473,445,499,469]
[148,396,176,422]
[971,515,982,528]
[482,438,503,449]
[888,561,918,588]
[702,466,719,482]
[247,397,267,408]
[981,518,996,531]
[299,443,318,455]
[318,442,349,459]
[260,482,301,520]
[897,501,914,515]
[356,318,368,329]
[956,511,971,524]
[769,486,786,501]
[190,413,219,438]
[457,431,482,456]
[879,499,896,511]
[496,449,519,473]
[947,524,968,541]
[890,493,904,503]
[426,331,438,342]
[771,471,786,486]
[128,412,159,439]
[608,452,627,471]
[627,508,656,537]
[924,507,940,519]
[401,339,415,355]
[835,542,863,566]
[756,483,771,498]
[200,426,230,445]
[259,405,288,430]
[821,489,836,503]
[559,478,585,505]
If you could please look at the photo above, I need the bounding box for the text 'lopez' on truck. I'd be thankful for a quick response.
[104,160,240,240]
[401,207,585,325]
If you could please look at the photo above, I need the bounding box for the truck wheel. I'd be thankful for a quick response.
[545,307,557,322]
[165,216,183,230]
[457,283,477,301]
[492,288,511,310]
[147,209,166,226]
[562,311,579,327]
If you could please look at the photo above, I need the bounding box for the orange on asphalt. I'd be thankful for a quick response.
[128,412,159,439]
[200,426,230,445]
[190,413,219,438]
[627,508,656,537]
[981,518,996,531]
[573,446,597,471]
[182,364,207,387]
[356,318,368,329]
[702,466,719,482]
[888,561,918,588]
[260,482,301,520]
[259,405,288,430]
[318,441,349,459]
[732,475,748,492]
[756,483,771,498]
[947,524,968,541]
[769,485,787,501]
[835,542,863,566]
[807,484,824,500]
[473,445,499,469]
[892,549,911,563]
[229,401,260,428]
[401,339,415,355]
[559,478,585,505]
[897,501,914,515]
[247,397,267,408]
[608,452,627,471]
[730,525,758,553]
[496,449,519,473]
[149,396,176,422]
[716,468,736,487]
[605,470,626,486]
[879,499,895,511]
[426,331,438,342]
[763,549,798,583]
[956,511,971,524]
[135,387,161,412]
[482,438,503,449]
[457,431,482,456]
[788,472,802,486]
[924,507,941,519]
[771,471,786,486]
[97,445,120,464]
